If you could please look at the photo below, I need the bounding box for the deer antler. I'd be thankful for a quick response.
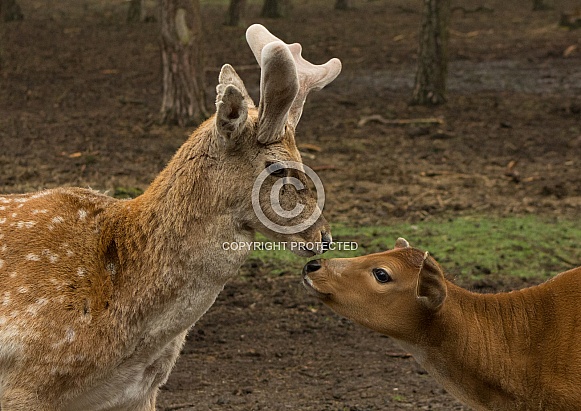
[246,24,341,135]
[286,42,341,126]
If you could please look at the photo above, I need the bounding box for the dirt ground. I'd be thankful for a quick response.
[1,0,580,409]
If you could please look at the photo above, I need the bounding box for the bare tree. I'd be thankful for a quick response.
[160,0,208,126]
[127,0,145,22]
[0,0,23,21]
[532,0,553,11]
[411,0,450,106]
[261,0,291,18]
[225,0,246,26]
[335,0,352,10]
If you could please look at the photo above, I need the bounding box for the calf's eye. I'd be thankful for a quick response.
[372,268,392,283]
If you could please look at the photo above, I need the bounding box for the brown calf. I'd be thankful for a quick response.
[303,239,581,411]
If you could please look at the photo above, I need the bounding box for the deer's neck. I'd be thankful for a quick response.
[402,282,552,410]
[102,130,253,345]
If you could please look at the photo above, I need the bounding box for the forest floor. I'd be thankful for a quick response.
[1,0,580,409]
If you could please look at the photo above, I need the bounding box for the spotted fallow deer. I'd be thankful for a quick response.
[0,24,341,411]
[303,239,581,411]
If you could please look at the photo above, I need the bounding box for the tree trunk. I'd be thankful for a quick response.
[127,0,145,22]
[160,0,208,126]
[335,0,351,10]
[411,0,450,106]
[0,0,23,22]
[532,0,553,11]
[225,0,246,26]
[261,0,290,18]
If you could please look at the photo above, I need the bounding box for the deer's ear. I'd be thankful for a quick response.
[215,65,252,140]
[416,252,447,311]
[218,64,255,109]
[215,84,248,140]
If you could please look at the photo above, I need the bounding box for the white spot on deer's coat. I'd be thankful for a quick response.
[26,253,40,261]
[32,209,49,215]
[26,305,38,316]
[0,218,6,224]
[26,298,48,316]
[42,249,59,263]
[1,292,11,306]
[13,198,28,204]
[11,213,17,218]
[77,267,86,277]
[60,242,74,257]
[16,221,37,229]
[48,278,64,292]
[0,197,11,204]
[0,206,5,211]
[9,271,16,278]
[65,327,76,343]
[78,209,88,220]
[48,216,65,230]
[0,259,4,269]
[17,286,28,294]
[30,191,51,199]
[0,316,6,325]
[1,244,7,253]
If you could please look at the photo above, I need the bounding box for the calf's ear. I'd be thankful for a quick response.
[394,237,410,249]
[416,252,447,311]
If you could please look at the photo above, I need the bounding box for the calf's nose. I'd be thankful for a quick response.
[303,259,322,274]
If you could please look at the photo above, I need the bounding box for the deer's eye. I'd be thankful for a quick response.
[266,162,286,178]
[372,268,392,284]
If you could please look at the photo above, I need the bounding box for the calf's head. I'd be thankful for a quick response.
[302,238,448,340]
[210,25,341,256]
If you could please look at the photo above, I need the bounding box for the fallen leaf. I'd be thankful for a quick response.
[450,29,480,38]
[63,27,81,35]
[564,45,577,58]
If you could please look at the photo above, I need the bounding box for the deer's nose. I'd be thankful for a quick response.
[320,231,332,253]
[303,259,322,274]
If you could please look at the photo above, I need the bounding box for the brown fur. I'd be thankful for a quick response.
[303,240,581,411]
[0,25,340,411]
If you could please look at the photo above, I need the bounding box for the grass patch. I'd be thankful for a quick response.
[113,186,144,199]
[246,215,581,282]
